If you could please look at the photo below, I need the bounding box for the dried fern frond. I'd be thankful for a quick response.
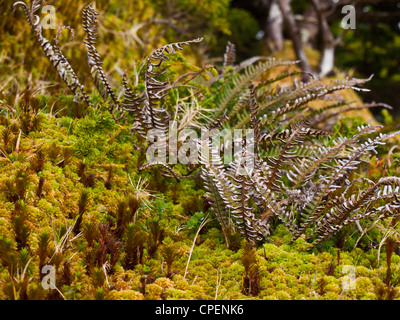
[232,75,374,132]
[143,37,204,133]
[308,178,400,250]
[14,1,90,105]
[292,129,400,244]
[82,3,122,117]
[214,58,298,119]
[223,41,236,68]
[199,47,398,248]
[199,144,231,230]
[231,77,368,132]
[228,158,271,242]
[203,80,400,249]
[121,72,145,135]
[287,124,381,190]
[264,120,321,191]
[309,102,392,126]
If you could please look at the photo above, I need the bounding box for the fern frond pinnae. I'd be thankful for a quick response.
[82,4,123,118]
[13,1,91,105]
[143,37,204,133]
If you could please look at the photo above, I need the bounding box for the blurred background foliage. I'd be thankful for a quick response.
[1,0,400,119]
[232,0,400,120]
[335,20,400,118]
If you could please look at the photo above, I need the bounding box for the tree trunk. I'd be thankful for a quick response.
[312,0,336,78]
[277,0,314,82]
[265,0,284,52]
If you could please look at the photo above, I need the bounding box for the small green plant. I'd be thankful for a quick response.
[160,242,179,278]
[37,230,51,280]
[123,223,146,270]
[187,212,204,230]
[146,218,166,258]
[12,200,30,250]
[0,236,18,276]
[72,189,90,234]
[374,282,399,300]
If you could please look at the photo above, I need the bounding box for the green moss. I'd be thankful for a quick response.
[108,290,144,300]
[354,277,375,299]
[164,288,193,300]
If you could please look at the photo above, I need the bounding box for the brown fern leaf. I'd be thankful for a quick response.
[14,1,90,105]
[287,124,380,190]
[143,37,204,133]
[265,120,316,191]
[253,76,374,130]
[121,72,146,135]
[82,3,122,116]
[308,178,400,250]
[228,159,270,242]
[293,129,400,242]
[250,166,297,234]
[223,41,236,67]
[249,85,261,153]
